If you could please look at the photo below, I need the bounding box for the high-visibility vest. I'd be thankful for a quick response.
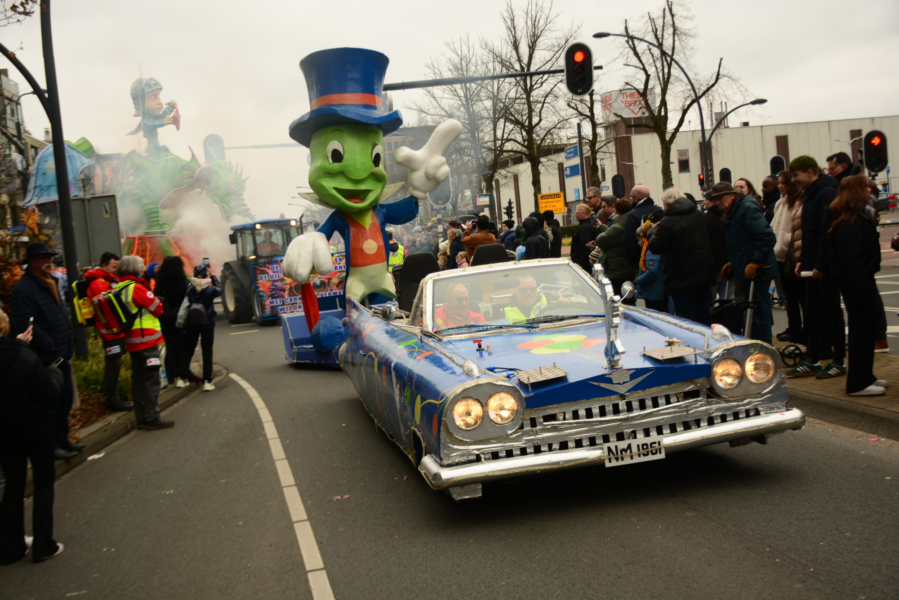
[117,279,163,350]
[388,245,405,272]
[503,294,548,323]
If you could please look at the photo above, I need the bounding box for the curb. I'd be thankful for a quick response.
[788,389,899,441]
[24,365,228,497]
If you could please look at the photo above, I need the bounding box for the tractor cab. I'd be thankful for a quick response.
[229,219,302,261]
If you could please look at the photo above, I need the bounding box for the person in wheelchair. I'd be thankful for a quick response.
[503,276,571,323]
[434,283,486,330]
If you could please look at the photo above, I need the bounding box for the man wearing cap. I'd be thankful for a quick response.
[282,48,461,302]
[461,215,497,262]
[709,182,778,344]
[10,242,80,460]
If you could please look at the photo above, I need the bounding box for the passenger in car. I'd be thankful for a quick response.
[434,283,486,330]
[503,276,570,323]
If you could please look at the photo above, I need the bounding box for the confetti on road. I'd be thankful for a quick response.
[869,438,880,441]
[331,495,351,500]
[66,592,88,596]
[87,452,105,461]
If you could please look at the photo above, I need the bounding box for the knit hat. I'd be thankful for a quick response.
[589,247,602,262]
[194,264,209,278]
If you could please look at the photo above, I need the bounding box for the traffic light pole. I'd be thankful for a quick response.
[577,122,588,198]
[383,66,603,92]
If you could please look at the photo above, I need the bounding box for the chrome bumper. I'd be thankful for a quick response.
[420,408,806,489]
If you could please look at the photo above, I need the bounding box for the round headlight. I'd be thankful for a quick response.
[452,398,483,430]
[486,392,519,425]
[713,358,743,389]
[745,353,775,384]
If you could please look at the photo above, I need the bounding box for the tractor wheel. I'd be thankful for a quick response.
[222,263,253,324]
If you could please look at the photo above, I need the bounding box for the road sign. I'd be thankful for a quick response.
[574,188,580,201]
[888,166,892,175]
[601,185,610,192]
[538,192,565,213]
[564,164,580,178]
[565,145,578,160]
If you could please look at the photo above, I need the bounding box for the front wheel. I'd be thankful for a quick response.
[222,263,253,324]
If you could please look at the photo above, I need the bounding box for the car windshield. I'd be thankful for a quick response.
[253,224,299,258]
[422,262,605,333]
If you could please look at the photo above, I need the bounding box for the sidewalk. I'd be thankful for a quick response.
[24,363,227,496]
[779,341,899,441]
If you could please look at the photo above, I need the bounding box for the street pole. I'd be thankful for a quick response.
[707,99,768,148]
[41,0,88,358]
[577,122,588,202]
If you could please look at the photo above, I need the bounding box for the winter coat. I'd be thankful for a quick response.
[723,194,780,286]
[636,247,665,302]
[10,268,74,365]
[461,228,497,261]
[771,197,792,262]
[522,217,549,260]
[0,337,63,432]
[648,197,716,294]
[569,217,597,273]
[624,197,664,269]
[704,205,730,273]
[154,275,190,327]
[448,236,466,269]
[84,268,124,342]
[117,275,164,352]
[827,207,880,282]
[798,174,838,273]
[595,213,635,280]
[501,229,517,251]
[186,275,222,330]
[787,199,803,269]
[548,221,563,258]
[762,191,780,224]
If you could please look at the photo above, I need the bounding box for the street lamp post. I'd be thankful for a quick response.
[593,31,711,187]
[707,99,768,148]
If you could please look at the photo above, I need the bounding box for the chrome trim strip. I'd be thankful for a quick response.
[421,408,806,489]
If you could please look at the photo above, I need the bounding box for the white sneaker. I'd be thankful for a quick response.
[203,381,215,392]
[35,542,64,562]
[848,384,885,397]
[875,379,889,388]
[25,536,33,551]
[175,378,189,388]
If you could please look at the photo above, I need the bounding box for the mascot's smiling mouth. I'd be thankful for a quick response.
[334,188,373,204]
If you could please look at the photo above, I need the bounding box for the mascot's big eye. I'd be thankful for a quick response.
[372,144,383,168]
[327,140,344,164]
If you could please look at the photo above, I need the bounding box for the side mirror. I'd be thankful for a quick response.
[379,304,398,322]
[620,281,636,300]
[229,232,237,245]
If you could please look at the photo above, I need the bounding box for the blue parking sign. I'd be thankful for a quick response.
[574,188,580,201]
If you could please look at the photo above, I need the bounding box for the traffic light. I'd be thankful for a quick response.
[698,172,706,190]
[863,130,889,174]
[611,174,626,199]
[564,43,593,96]
[504,200,514,220]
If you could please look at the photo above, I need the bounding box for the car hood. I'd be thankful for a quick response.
[436,316,713,410]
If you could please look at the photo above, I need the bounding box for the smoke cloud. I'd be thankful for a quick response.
[166,190,238,273]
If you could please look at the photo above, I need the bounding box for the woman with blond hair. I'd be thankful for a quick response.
[0,308,65,564]
[827,175,886,396]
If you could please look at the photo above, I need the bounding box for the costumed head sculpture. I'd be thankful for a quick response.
[282,48,462,303]
[127,77,180,158]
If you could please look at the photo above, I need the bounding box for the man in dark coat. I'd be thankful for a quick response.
[569,204,597,273]
[648,189,716,325]
[522,217,549,260]
[10,242,80,460]
[500,220,517,251]
[624,185,664,270]
[710,183,779,344]
[703,195,732,299]
[787,155,846,379]
[543,210,563,258]
[761,176,779,224]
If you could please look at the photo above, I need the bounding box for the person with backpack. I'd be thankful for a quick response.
[83,252,133,413]
[154,256,200,389]
[115,256,173,430]
[180,264,221,392]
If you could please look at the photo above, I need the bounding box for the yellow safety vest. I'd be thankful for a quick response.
[388,245,405,272]
[503,294,548,323]
[116,280,162,348]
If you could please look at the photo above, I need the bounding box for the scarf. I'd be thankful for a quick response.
[639,242,649,273]
[34,267,61,306]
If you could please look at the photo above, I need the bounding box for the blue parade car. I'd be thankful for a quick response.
[338,258,806,500]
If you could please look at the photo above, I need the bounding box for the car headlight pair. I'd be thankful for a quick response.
[713,353,775,389]
[452,392,518,430]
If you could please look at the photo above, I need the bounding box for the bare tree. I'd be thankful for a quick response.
[612,0,745,190]
[483,0,577,211]
[1,0,38,27]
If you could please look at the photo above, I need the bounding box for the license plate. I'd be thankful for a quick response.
[603,438,665,467]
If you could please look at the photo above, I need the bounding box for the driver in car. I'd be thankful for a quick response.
[255,231,282,256]
[504,276,570,323]
[434,283,486,330]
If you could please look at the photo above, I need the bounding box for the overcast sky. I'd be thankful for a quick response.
[4,0,898,220]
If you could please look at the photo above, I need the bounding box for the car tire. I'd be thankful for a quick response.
[222,263,253,324]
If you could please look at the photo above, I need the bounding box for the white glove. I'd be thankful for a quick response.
[282,232,333,283]
[393,119,463,199]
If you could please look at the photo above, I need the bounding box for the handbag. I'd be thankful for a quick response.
[175,283,192,328]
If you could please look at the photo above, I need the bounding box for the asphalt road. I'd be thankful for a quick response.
[2,317,898,600]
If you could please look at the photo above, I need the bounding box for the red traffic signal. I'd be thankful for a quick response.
[863,130,889,174]
[564,43,593,96]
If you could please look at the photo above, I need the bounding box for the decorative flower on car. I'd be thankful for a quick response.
[516,334,602,355]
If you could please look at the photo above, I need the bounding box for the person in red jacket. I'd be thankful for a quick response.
[115,256,173,430]
[84,252,133,413]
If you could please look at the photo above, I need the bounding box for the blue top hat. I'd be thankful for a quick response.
[289,48,403,148]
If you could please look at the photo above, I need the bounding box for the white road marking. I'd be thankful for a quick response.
[229,373,335,600]
[875,274,899,279]
[876,291,899,295]
[230,322,256,327]
[230,330,259,335]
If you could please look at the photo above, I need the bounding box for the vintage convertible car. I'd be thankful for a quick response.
[338,257,806,500]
